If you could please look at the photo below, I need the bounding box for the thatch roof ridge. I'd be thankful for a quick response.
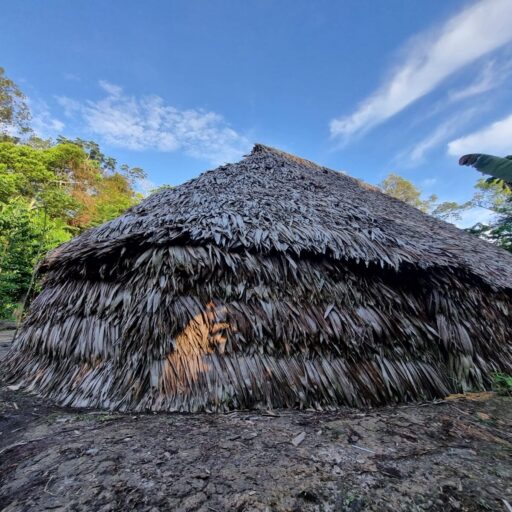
[251,143,332,172]
[44,144,512,290]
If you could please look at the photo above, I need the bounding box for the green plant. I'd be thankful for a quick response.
[460,154,512,184]
[492,372,512,396]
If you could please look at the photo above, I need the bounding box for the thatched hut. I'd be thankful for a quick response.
[4,144,512,412]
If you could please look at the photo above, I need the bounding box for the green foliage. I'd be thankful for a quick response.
[56,136,147,183]
[0,67,32,136]
[150,184,174,194]
[472,178,511,209]
[93,172,143,224]
[463,178,512,252]
[0,198,69,318]
[492,373,512,396]
[0,139,145,318]
[379,173,467,220]
[458,153,512,252]
[459,153,512,183]
[0,140,144,318]
[379,170,512,243]
[380,174,437,213]
[431,200,471,221]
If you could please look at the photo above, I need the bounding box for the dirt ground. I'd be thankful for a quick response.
[0,329,511,512]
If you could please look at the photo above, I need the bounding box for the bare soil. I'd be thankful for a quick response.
[0,329,511,512]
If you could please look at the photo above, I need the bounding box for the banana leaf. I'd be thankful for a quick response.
[459,154,512,182]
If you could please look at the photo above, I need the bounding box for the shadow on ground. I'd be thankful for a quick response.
[0,329,511,511]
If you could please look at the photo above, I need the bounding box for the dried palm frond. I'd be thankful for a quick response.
[3,144,512,412]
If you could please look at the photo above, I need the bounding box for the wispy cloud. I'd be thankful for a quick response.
[421,178,437,187]
[448,60,503,102]
[63,72,81,82]
[453,206,494,229]
[57,81,251,165]
[330,0,512,140]
[136,177,159,197]
[398,108,480,166]
[28,98,65,136]
[447,112,512,156]
[407,121,456,165]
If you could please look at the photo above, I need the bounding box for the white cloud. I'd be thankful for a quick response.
[453,206,494,229]
[28,98,65,136]
[1,96,64,138]
[421,178,437,187]
[448,60,502,101]
[447,112,512,156]
[57,81,251,165]
[399,107,480,165]
[98,80,123,97]
[330,0,512,140]
[136,177,159,197]
[56,96,81,118]
[63,72,81,82]
[407,121,456,164]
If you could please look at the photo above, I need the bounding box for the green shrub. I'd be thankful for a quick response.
[492,372,512,396]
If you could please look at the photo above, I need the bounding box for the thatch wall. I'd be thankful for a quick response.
[3,145,512,411]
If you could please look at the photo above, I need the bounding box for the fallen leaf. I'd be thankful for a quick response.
[292,432,306,447]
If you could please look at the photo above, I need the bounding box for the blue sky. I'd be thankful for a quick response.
[2,0,512,226]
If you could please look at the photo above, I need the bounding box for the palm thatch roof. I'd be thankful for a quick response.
[4,144,512,412]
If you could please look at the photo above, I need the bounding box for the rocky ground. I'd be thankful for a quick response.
[0,328,511,512]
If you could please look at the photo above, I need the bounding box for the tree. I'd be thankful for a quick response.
[464,178,512,252]
[0,67,31,136]
[56,136,147,182]
[459,153,512,252]
[379,174,438,213]
[0,198,68,318]
[0,139,145,318]
[379,173,466,220]
[50,138,145,227]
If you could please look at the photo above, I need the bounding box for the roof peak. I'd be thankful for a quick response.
[251,143,282,155]
[249,143,328,173]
